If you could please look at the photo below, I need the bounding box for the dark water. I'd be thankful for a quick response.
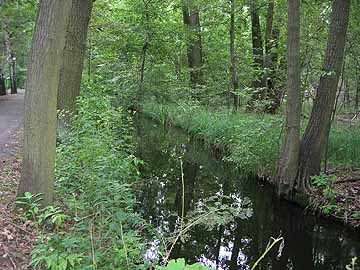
[135,116,360,270]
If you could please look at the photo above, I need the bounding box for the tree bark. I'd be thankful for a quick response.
[182,0,203,92]
[298,0,350,193]
[2,16,17,94]
[57,0,92,122]
[276,0,301,197]
[18,0,72,206]
[229,0,239,110]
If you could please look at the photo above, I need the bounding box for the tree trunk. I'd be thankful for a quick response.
[57,0,92,122]
[18,0,72,206]
[264,1,282,113]
[137,0,151,111]
[250,0,264,88]
[229,0,239,110]
[356,68,360,112]
[264,0,274,63]
[276,0,301,197]
[2,16,17,94]
[298,0,350,193]
[182,0,203,92]
[0,45,6,96]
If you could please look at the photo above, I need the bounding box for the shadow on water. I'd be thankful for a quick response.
[134,116,359,270]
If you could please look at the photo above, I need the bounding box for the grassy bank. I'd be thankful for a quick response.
[143,101,360,227]
[143,101,360,174]
[143,101,283,176]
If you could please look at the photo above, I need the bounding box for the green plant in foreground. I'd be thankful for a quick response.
[15,192,67,231]
[311,174,340,215]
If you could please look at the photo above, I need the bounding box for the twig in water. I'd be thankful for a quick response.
[251,236,284,270]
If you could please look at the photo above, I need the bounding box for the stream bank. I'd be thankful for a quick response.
[142,102,360,229]
[134,115,359,270]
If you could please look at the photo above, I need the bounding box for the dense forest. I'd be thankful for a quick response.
[0,0,359,269]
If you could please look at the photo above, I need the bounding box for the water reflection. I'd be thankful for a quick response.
[135,116,360,270]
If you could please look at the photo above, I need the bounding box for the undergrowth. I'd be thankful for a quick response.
[31,88,152,270]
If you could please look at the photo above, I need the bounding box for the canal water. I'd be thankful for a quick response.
[135,117,359,270]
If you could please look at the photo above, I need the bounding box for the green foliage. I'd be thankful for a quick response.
[311,173,340,215]
[328,124,360,168]
[31,87,152,270]
[16,192,67,231]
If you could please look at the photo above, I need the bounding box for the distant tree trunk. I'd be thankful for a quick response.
[182,0,203,92]
[57,0,92,123]
[247,0,266,110]
[356,68,360,111]
[137,0,151,111]
[276,0,301,197]
[2,16,17,94]
[229,0,239,110]
[0,45,6,96]
[18,0,72,206]
[250,0,264,88]
[264,0,274,68]
[297,0,350,193]
[264,1,282,113]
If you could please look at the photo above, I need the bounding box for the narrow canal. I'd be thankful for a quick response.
[135,117,359,270]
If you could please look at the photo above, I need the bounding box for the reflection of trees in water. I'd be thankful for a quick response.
[135,117,360,270]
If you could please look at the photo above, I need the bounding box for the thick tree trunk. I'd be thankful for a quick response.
[57,0,92,122]
[229,0,239,110]
[298,0,350,193]
[2,17,17,94]
[18,0,72,206]
[276,0,301,197]
[182,0,203,91]
[0,46,6,96]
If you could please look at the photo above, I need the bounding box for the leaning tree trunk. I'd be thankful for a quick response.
[2,16,17,94]
[276,0,301,197]
[297,0,350,193]
[0,45,6,96]
[229,0,239,110]
[57,0,92,123]
[18,0,72,206]
[182,0,203,92]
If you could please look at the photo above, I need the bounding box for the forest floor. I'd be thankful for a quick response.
[0,91,36,270]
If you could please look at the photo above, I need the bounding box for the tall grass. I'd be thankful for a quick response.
[144,101,360,175]
[143,101,283,175]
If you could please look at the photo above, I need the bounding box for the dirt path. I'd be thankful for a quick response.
[0,90,35,270]
[0,90,24,160]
